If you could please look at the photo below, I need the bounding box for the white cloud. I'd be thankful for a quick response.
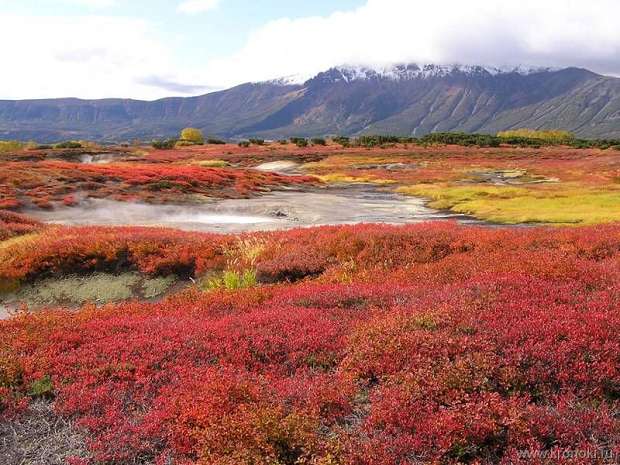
[0,15,199,100]
[3,1,620,99]
[201,0,620,87]
[177,0,219,14]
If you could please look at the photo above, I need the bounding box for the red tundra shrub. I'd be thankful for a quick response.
[0,160,317,208]
[0,210,43,241]
[2,223,620,464]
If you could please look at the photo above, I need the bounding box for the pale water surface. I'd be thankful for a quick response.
[26,186,480,233]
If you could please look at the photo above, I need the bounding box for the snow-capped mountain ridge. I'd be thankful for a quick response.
[2,64,615,141]
[265,63,561,86]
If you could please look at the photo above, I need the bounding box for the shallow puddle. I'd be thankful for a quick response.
[26,186,481,233]
[78,153,120,164]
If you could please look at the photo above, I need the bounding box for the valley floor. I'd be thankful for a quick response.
[1,141,620,464]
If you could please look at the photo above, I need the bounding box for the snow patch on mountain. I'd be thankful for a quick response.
[263,63,558,86]
[265,73,313,86]
[327,64,557,82]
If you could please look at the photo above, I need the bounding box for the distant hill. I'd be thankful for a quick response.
[2,64,620,142]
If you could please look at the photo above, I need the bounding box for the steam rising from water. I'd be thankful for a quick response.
[27,187,477,233]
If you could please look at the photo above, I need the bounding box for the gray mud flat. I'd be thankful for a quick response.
[0,273,181,320]
[26,186,482,233]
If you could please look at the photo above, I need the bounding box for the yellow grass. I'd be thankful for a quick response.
[397,184,620,225]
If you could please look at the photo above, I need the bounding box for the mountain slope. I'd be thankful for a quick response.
[2,64,620,141]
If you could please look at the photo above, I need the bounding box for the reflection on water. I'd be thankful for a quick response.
[79,153,120,164]
[27,186,482,233]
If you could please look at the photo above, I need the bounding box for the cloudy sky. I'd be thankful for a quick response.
[1,0,620,100]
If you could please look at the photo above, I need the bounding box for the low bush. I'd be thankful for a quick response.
[0,211,43,241]
[151,139,177,150]
[0,141,22,153]
[2,222,620,464]
[205,269,258,290]
[180,128,205,145]
[357,135,402,147]
[498,128,575,143]
[54,141,82,149]
[419,132,501,147]
[0,160,317,208]
[332,136,350,147]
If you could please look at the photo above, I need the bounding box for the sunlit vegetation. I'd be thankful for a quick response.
[53,141,82,149]
[0,211,43,240]
[0,160,316,208]
[1,135,620,463]
[317,173,397,185]
[2,222,620,464]
[398,184,620,224]
[204,269,258,291]
[297,143,620,225]
[290,137,308,147]
[180,127,205,145]
[192,159,230,168]
[497,128,575,143]
[151,139,177,150]
[0,140,27,153]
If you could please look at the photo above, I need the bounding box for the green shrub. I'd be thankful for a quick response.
[29,375,54,398]
[357,135,401,147]
[238,141,250,148]
[0,140,25,153]
[311,138,326,146]
[418,132,501,147]
[290,137,308,147]
[54,141,82,149]
[205,269,257,291]
[497,129,575,144]
[332,136,350,147]
[152,139,177,150]
[207,138,226,145]
[249,138,265,146]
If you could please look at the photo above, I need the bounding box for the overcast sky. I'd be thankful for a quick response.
[1,0,620,100]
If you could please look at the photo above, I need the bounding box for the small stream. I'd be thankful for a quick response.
[26,185,482,233]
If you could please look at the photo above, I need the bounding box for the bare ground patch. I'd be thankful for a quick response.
[0,401,89,465]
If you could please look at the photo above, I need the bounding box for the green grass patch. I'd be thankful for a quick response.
[142,275,177,299]
[193,159,230,168]
[317,173,397,185]
[203,269,258,291]
[13,273,141,306]
[29,375,54,399]
[398,184,620,225]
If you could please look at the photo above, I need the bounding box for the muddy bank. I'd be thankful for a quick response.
[26,185,482,233]
[0,272,183,319]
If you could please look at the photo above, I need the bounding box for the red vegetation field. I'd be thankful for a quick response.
[0,211,43,241]
[0,160,315,210]
[2,222,620,464]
